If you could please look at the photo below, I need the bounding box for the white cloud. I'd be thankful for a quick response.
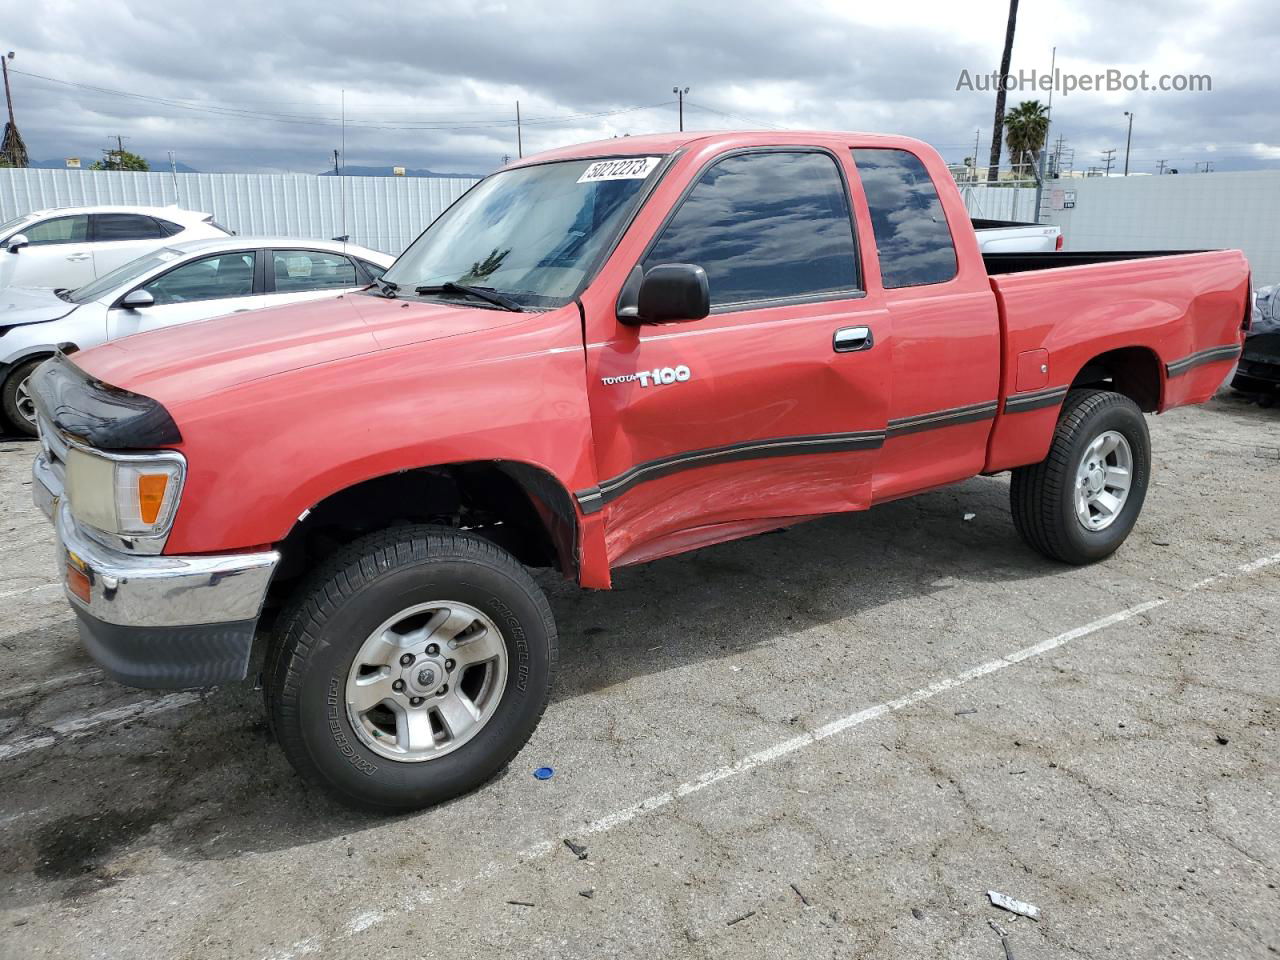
[5,0,1276,176]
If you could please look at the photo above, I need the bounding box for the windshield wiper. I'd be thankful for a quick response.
[372,276,399,298]
[415,281,523,312]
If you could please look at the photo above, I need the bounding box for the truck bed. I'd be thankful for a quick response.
[983,248,1251,472]
[984,250,1210,274]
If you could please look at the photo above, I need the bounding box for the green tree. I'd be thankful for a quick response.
[91,149,149,171]
[1004,100,1049,179]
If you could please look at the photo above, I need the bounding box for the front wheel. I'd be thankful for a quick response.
[1010,389,1151,565]
[1,357,45,438]
[265,525,558,812]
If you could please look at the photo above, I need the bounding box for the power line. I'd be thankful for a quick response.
[682,100,787,130]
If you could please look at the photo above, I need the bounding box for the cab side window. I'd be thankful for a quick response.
[141,252,256,304]
[643,151,860,309]
[851,148,958,288]
[24,215,90,246]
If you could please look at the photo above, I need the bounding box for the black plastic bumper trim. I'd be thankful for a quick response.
[73,606,256,690]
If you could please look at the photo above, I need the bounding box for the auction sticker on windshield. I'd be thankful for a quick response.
[577,157,662,183]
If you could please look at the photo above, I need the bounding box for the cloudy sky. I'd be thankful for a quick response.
[6,0,1277,176]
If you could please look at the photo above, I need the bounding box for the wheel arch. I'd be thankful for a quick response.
[267,459,581,604]
[1067,345,1164,412]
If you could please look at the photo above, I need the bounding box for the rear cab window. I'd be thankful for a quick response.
[643,150,860,310]
[851,148,958,289]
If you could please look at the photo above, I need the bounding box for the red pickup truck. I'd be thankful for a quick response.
[28,132,1250,811]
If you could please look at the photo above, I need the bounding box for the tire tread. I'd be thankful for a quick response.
[264,524,557,811]
[1010,389,1148,564]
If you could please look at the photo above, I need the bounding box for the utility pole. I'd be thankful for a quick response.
[332,149,340,176]
[501,153,511,166]
[1050,133,1067,177]
[1122,111,1134,176]
[987,0,1020,182]
[168,149,179,203]
[971,129,981,181]
[1101,148,1116,177]
[673,86,689,131]
[1155,159,1167,175]
[0,50,27,167]
[516,100,522,158]
[1195,160,1214,174]
[1034,45,1057,222]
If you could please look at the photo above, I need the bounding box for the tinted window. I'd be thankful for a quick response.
[644,151,858,308]
[852,148,958,288]
[272,250,358,292]
[358,259,387,281]
[154,218,185,237]
[94,213,165,242]
[25,215,90,246]
[141,251,256,304]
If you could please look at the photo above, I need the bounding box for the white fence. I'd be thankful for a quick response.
[959,171,1280,287]
[1042,171,1280,287]
[0,168,481,256]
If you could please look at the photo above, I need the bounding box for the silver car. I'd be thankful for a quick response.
[0,237,392,436]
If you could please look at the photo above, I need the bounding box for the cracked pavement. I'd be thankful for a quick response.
[0,393,1277,960]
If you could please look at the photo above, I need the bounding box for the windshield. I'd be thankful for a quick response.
[382,156,665,308]
[70,247,186,303]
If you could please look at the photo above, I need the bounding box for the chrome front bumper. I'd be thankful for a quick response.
[32,452,280,688]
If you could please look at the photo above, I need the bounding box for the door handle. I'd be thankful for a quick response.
[66,253,92,262]
[833,325,873,353]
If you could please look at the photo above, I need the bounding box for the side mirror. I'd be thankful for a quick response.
[120,289,155,309]
[618,263,710,325]
[6,233,29,253]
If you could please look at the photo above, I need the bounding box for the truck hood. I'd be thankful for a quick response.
[71,292,534,408]
[0,286,79,327]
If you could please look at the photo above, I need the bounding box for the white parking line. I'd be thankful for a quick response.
[0,692,203,762]
[264,548,1280,960]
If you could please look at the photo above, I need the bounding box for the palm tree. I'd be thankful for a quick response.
[986,0,1020,182]
[1004,100,1049,179]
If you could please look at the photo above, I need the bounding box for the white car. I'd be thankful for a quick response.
[0,236,392,435]
[0,205,231,290]
[972,218,1064,253]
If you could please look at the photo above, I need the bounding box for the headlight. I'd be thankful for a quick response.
[65,447,185,539]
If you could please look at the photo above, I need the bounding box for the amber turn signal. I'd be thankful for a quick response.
[65,561,91,604]
[137,474,170,525]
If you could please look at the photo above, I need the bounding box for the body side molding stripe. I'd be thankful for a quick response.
[1165,343,1242,377]
[1003,385,1069,414]
[576,430,886,513]
[576,398,1007,514]
[886,400,999,436]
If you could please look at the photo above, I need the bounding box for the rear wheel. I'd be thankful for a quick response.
[1010,389,1151,564]
[265,525,557,812]
[1,357,45,437]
